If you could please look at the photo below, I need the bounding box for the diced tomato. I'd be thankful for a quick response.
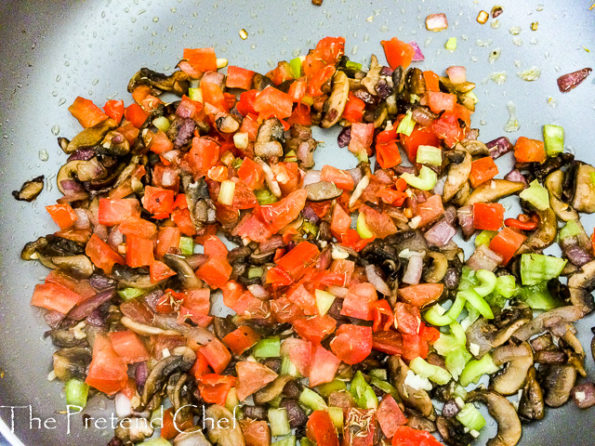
[469,156,499,188]
[236,360,278,401]
[306,411,339,446]
[68,96,108,128]
[306,64,335,97]
[375,127,402,169]
[288,78,307,102]
[514,136,546,163]
[233,213,273,243]
[45,270,95,300]
[177,95,203,120]
[415,194,444,228]
[489,227,527,265]
[377,395,408,438]
[398,283,444,308]
[85,334,128,396]
[391,426,445,446]
[286,284,317,315]
[281,338,312,377]
[341,283,378,321]
[253,86,293,120]
[124,103,149,128]
[394,302,421,335]
[240,420,271,446]
[272,161,300,195]
[203,235,228,259]
[381,37,414,69]
[321,165,354,191]
[287,102,312,126]
[119,217,158,239]
[473,202,504,231]
[308,344,341,387]
[293,315,337,344]
[156,226,181,258]
[197,374,236,406]
[148,130,174,155]
[183,47,217,73]
[330,324,372,365]
[427,91,456,114]
[103,99,124,123]
[274,241,319,281]
[238,158,265,190]
[343,409,376,446]
[343,92,366,123]
[98,198,140,226]
[198,338,231,374]
[226,65,255,90]
[184,136,221,178]
[201,81,227,112]
[431,112,462,147]
[178,288,212,327]
[149,260,177,283]
[257,188,308,233]
[423,70,440,92]
[372,300,394,332]
[330,203,351,239]
[171,208,196,236]
[453,103,471,127]
[222,326,261,355]
[142,186,175,219]
[85,233,124,274]
[360,205,398,238]
[30,282,83,314]
[267,61,294,85]
[108,330,149,364]
[197,257,232,289]
[236,90,259,116]
[348,122,374,155]
[126,235,155,268]
[46,203,77,230]
[160,407,193,440]
[401,126,440,162]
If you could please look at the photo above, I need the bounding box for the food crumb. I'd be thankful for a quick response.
[489,71,507,85]
[490,19,501,29]
[489,48,501,63]
[530,22,539,31]
[512,37,523,46]
[239,28,248,40]
[509,26,522,35]
[504,101,520,133]
[476,10,489,24]
[312,0,323,5]
[517,66,541,81]
[491,5,503,18]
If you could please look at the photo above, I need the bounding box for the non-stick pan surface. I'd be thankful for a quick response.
[0,0,593,445]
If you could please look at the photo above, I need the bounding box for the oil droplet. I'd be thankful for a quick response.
[239,28,248,40]
[39,149,49,161]
[56,74,62,82]
[92,79,99,86]
[58,98,66,106]
[51,125,60,135]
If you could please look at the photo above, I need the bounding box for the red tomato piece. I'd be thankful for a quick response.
[415,194,445,228]
[381,37,415,69]
[371,300,394,332]
[108,330,149,364]
[394,302,422,335]
[240,419,271,446]
[98,198,141,226]
[514,136,546,163]
[238,158,265,190]
[149,260,177,283]
[489,227,527,265]
[197,374,236,406]
[235,360,278,401]
[178,288,212,327]
[427,91,456,114]
[184,136,221,178]
[306,411,339,446]
[348,122,374,155]
[431,112,462,147]
[124,103,149,128]
[126,235,155,268]
[253,86,293,120]
[222,326,261,355]
[156,226,181,258]
[274,241,319,281]
[377,395,408,438]
[85,233,124,274]
[46,203,77,230]
[85,334,128,396]
[257,189,308,233]
[469,156,499,188]
[330,203,351,239]
[391,426,445,446]
[148,130,174,155]
[142,186,175,218]
[308,344,341,387]
[293,315,337,344]
[68,96,109,128]
[30,282,83,314]
[103,99,124,123]
[183,47,217,73]
[398,283,444,308]
[119,217,158,239]
[360,205,398,238]
[401,126,440,162]
[321,165,355,191]
[198,338,231,374]
[330,324,373,365]
[287,284,318,315]
[343,92,366,123]
[341,282,378,321]
[196,257,232,289]
[473,202,505,231]
[281,338,312,377]
[226,65,255,90]
[171,208,197,236]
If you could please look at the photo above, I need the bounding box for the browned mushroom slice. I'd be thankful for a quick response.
[423,251,448,283]
[305,181,343,202]
[465,179,525,205]
[51,255,94,278]
[517,208,557,253]
[12,175,44,202]
[361,54,382,95]
[254,118,284,158]
[467,390,522,446]
[127,67,190,95]
[205,405,246,446]
[543,364,577,407]
[512,306,584,341]
[65,118,117,153]
[52,347,92,381]
[466,316,530,359]
[321,70,349,128]
[518,367,545,421]
[462,139,489,157]
[571,162,595,213]
[173,429,212,446]
[545,170,579,221]
[490,341,533,395]
[164,253,204,289]
[567,260,595,314]
[443,149,471,202]
[388,356,435,419]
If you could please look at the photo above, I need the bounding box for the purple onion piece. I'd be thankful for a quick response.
[486,136,513,159]
[571,382,595,409]
[89,273,117,291]
[247,284,269,300]
[135,361,149,391]
[466,245,502,272]
[442,400,460,418]
[365,264,391,295]
[302,170,322,187]
[259,235,285,253]
[302,205,320,223]
[67,288,116,322]
[337,127,351,148]
[424,220,456,248]
[144,289,165,313]
[68,147,96,161]
[173,118,196,149]
[557,67,592,93]
[318,247,332,271]
[394,165,416,175]
[86,307,107,327]
[44,310,67,329]
[380,66,394,76]
[402,252,424,285]
[563,244,593,267]
[409,41,425,62]
[444,206,457,225]
[504,169,528,186]
[462,128,480,142]
[457,205,475,239]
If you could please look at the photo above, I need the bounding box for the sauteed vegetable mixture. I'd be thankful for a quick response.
[22,35,595,446]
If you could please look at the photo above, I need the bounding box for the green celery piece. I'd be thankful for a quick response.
[188,87,201,102]
[518,282,561,310]
[273,436,296,446]
[445,37,457,51]
[445,347,472,380]
[345,60,363,72]
[369,369,387,381]
[458,289,494,319]
[401,165,438,191]
[396,110,415,136]
[350,371,378,409]
[299,387,328,411]
[268,408,291,436]
[281,355,301,377]
[424,294,466,326]
[179,236,194,256]
[559,220,582,241]
[410,357,452,385]
[459,354,499,387]
[248,266,264,279]
[255,188,278,204]
[316,379,346,397]
[460,304,481,330]
[302,220,319,237]
[152,116,171,132]
[450,322,467,345]
[65,379,89,408]
[328,406,344,428]
[459,266,479,290]
[474,230,497,247]
[456,403,486,431]
[543,124,564,156]
[520,253,567,285]
[519,180,550,211]
[416,145,442,166]
[370,377,399,397]
[253,337,281,358]
[117,287,145,301]
[474,270,497,297]
[289,57,303,78]
[494,275,517,298]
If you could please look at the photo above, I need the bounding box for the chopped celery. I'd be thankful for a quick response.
[370,377,398,397]
[150,407,164,428]
[117,287,145,301]
[255,188,278,204]
[475,230,497,247]
[65,378,89,408]
[248,266,264,279]
[416,145,442,166]
[396,110,416,136]
[317,379,346,397]
[458,289,493,319]
[302,220,318,237]
[474,270,497,297]
[268,408,291,436]
[225,387,239,412]
[410,357,452,385]
[456,403,486,431]
[519,180,550,211]
[369,369,387,381]
[253,337,281,358]
[559,220,582,240]
[231,157,243,169]
[460,304,481,330]
[350,371,378,409]
[281,355,300,377]
[459,267,479,290]
[520,253,566,285]
[179,236,194,256]
[138,439,172,446]
[273,436,296,446]
[494,275,517,298]
[345,60,363,72]
[445,37,458,51]
[328,407,344,429]
[188,87,202,102]
[518,282,560,310]
[543,124,564,156]
[401,166,438,191]
[459,354,499,386]
[356,150,369,163]
[289,56,303,78]
[152,116,171,132]
[218,180,236,206]
[445,348,472,380]
[299,387,328,411]
[424,294,466,326]
[315,289,336,316]
[450,321,466,344]
[356,212,374,239]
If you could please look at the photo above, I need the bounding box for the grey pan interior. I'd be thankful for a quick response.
[0,0,593,444]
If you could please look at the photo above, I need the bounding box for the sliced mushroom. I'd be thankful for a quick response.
[443,149,471,202]
[173,429,212,446]
[466,316,531,359]
[216,115,240,134]
[568,259,595,291]
[321,70,349,128]
[512,306,584,341]
[65,118,117,153]
[436,416,475,446]
[423,251,448,283]
[452,181,471,207]
[52,347,92,381]
[115,417,154,443]
[545,170,579,221]
[141,346,196,409]
[111,264,156,289]
[205,405,245,446]
[361,54,382,95]
[467,390,522,446]
[542,364,577,407]
[253,375,293,405]
[389,356,435,419]
[465,180,525,205]
[49,329,87,348]
[57,159,107,194]
[279,398,307,429]
[99,130,131,156]
[490,341,533,395]
[571,162,595,213]
[183,176,217,231]
[405,68,426,96]
[121,316,181,337]
[51,255,94,278]
[304,181,343,202]
[128,67,190,95]
[518,367,544,421]
[517,208,557,253]
[12,175,44,202]
[461,140,489,157]
[254,118,284,159]
[164,254,203,289]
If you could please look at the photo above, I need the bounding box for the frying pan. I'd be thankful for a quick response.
[0,0,593,444]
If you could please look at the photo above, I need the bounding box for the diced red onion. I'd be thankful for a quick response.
[562,242,593,267]
[135,361,149,390]
[186,254,208,269]
[462,128,480,142]
[115,393,132,418]
[457,205,475,239]
[466,245,502,272]
[89,274,117,291]
[394,165,416,175]
[557,67,592,93]
[161,149,182,164]
[160,169,178,188]
[409,41,425,61]
[327,286,348,298]
[259,235,285,252]
[248,284,270,300]
[402,252,424,285]
[374,169,393,184]
[486,136,513,159]
[144,289,165,312]
[93,224,108,242]
[433,176,446,196]
[318,248,332,271]
[68,147,95,161]
[73,208,90,230]
[446,66,467,84]
[86,308,107,327]
[337,127,351,148]
[504,169,527,186]
[425,13,448,32]
[444,206,457,225]
[303,206,320,223]
[303,170,322,187]
[365,264,391,295]
[571,382,595,409]
[44,310,67,329]
[411,106,436,127]
[176,100,196,118]
[108,226,124,251]
[67,288,116,322]
[424,220,456,247]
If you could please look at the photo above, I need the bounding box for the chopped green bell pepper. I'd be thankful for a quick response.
[519,180,550,211]
[401,165,438,191]
[456,403,486,431]
[416,145,442,166]
[299,387,328,411]
[410,357,452,385]
[474,269,497,297]
[396,110,416,136]
[459,353,499,387]
[518,281,560,310]
[543,124,564,156]
[458,289,494,319]
[475,230,497,247]
[253,337,281,358]
[520,253,566,285]
[350,371,378,409]
[65,378,89,408]
[179,236,194,256]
